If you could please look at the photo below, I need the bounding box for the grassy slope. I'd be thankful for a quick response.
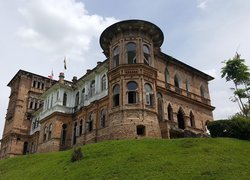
[0,138,249,180]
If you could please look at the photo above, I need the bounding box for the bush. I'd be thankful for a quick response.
[71,147,84,162]
[207,117,250,140]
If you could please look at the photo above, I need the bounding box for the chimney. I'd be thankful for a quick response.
[59,72,65,84]
[72,76,77,84]
[87,69,91,74]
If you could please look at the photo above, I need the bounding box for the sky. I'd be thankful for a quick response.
[0,0,249,138]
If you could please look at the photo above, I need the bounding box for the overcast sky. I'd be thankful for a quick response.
[0,0,249,138]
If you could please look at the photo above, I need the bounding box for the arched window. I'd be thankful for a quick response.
[200,85,205,97]
[57,91,59,100]
[61,124,67,145]
[101,75,107,91]
[143,45,150,65]
[23,142,28,155]
[100,109,106,128]
[48,123,52,140]
[88,113,93,132]
[127,81,138,104]
[167,104,173,121]
[81,88,85,103]
[113,84,120,107]
[145,83,153,106]
[90,80,95,97]
[126,42,136,64]
[165,68,170,84]
[113,46,120,68]
[43,126,47,142]
[79,119,83,135]
[190,111,195,128]
[177,107,185,130]
[186,79,190,92]
[73,122,77,145]
[174,74,180,88]
[157,92,164,121]
[63,92,67,106]
[75,92,79,107]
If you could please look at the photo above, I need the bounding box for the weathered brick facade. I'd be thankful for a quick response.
[0,20,214,158]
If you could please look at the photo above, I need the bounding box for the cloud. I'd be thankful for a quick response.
[197,0,209,9]
[16,0,118,59]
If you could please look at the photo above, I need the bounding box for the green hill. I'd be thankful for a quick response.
[0,138,249,179]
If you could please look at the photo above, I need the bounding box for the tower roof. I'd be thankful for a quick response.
[100,19,164,57]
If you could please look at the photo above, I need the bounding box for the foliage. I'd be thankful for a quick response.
[0,139,250,180]
[207,117,250,140]
[221,53,250,117]
[71,147,83,162]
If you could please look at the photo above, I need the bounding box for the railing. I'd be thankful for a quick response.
[165,83,211,105]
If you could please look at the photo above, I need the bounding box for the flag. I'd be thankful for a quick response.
[48,69,54,79]
[64,57,67,70]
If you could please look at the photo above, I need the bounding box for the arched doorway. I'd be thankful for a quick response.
[23,142,28,155]
[177,108,185,129]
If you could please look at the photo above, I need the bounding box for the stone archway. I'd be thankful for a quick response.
[177,108,185,130]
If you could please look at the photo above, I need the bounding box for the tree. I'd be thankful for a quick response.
[221,53,250,117]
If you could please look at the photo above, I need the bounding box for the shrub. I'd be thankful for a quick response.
[207,117,250,140]
[71,147,84,162]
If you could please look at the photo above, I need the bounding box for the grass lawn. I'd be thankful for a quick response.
[0,138,249,179]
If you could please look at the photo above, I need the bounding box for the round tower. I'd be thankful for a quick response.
[100,20,164,139]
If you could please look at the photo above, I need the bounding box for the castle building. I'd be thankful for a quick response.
[0,20,214,158]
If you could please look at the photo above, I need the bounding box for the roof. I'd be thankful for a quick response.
[100,19,164,57]
[159,52,214,81]
[7,69,57,87]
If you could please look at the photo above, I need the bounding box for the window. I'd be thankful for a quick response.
[73,122,77,145]
[32,80,36,88]
[113,84,120,107]
[37,81,40,89]
[43,126,47,142]
[186,79,190,92]
[90,80,95,97]
[165,68,170,84]
[50,95,53,108]
[127,81,138,104]
[61,124,67,145]
[100,109,106,128]
[168,104,173,121]
[145,83,153,106]
[157,92,164,121]
[63,92,67,106]
[113,46,120,68]
[88,113,93,132]
[190,111,195,128]
[57,91,59,100]
[174,75,180,88]
[34,102,38,110]
[177,108,185,130]
[200,85,205,97]
[75,92,79,107]
[143,45,150,65]
[126,42,136,64]
[79,120,83,135]
[48,123,52,140]
[137,125,146,136]
[41,82,44,90]
[101,75,107,91]
[29,101,33,109]
[81,88,85,104]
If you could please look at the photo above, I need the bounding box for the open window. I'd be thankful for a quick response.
[127,81,138,104]
[143,45,150,65]
[145,83,153,106]
[113,84,120,107]
[126,42,136,64]
[113,46,120,68]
